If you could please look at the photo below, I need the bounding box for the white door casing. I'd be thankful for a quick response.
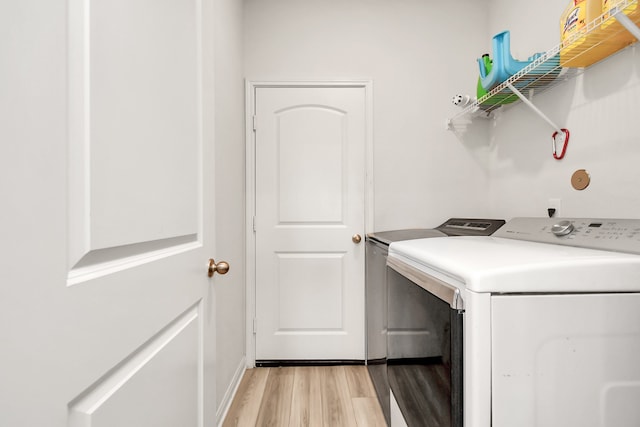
[1,1,218,426]
[248,83,373,361]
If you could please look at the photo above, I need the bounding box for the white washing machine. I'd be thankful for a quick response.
[388,217,640,427]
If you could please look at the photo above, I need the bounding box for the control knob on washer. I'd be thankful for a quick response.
[552,220,575,236]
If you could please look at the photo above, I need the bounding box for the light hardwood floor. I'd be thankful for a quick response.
[222,365,387,426]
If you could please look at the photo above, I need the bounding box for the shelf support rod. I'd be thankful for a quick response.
[614,11,640,41]
[505,82,563,134]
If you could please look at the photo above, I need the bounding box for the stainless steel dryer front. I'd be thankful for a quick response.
[365,218,505,426]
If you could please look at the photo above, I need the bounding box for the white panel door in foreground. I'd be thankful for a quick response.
[0,1,218,425]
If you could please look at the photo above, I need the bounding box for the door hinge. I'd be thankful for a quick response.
[253,318,257,334]
[252,115,257,132]
[252,216,256,232]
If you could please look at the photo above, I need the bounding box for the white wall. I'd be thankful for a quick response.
[244,0,640,226]
[484,0,640,219]
[244,0,494,230]
[214,0,246,417]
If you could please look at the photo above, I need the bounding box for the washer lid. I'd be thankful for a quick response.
[389,236,640,293]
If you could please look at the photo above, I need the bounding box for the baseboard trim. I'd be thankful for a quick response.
[216,356,247,427]
[255,359,365,367]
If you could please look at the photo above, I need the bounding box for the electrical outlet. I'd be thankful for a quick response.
[548,198,561,218]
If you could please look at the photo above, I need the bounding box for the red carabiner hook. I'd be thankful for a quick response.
[552,129,570,160]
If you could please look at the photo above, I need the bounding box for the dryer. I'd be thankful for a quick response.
[365,218,505,426]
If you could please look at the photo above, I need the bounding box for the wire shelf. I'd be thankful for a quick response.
[447,0,640,130]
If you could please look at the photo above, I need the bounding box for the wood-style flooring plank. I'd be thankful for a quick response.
[255,367,295,426]
[344,365,376,398]
[222,367,270,427]
[320,366,359,426]
[222,365,388,427]
[352,397,387,427]
[289,366,324,427]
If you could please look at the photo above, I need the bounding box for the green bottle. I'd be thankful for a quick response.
[477,54,492,100]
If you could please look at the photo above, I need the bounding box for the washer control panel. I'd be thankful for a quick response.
[494,217,640,254]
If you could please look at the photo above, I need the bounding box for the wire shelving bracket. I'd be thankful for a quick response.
[446,0,640,138]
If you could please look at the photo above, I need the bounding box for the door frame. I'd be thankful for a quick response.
[244,80,374,366]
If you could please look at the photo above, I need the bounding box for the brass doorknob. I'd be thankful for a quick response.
[352,234,362,244]
[208,258,230,277]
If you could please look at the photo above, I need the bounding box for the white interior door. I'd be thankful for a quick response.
[254,85,367,361]
[1,1,219,426]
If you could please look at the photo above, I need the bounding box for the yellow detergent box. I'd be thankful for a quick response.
[561,0,601,42]
[561,0,640,67]
[602,0,638,26]
[601,0,640,49]
[560,0,603,66]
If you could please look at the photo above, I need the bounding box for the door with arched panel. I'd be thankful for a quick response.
[254,85,367,362]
